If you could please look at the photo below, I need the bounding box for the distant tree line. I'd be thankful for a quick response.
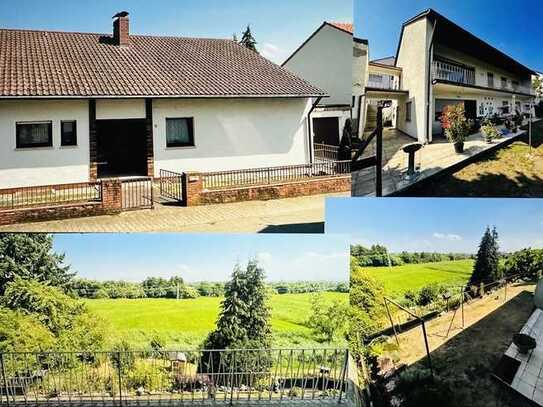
[351,244,473,267]
[67,279,348,299]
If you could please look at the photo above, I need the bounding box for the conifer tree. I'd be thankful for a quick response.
[469,226,500,285]
[239,25,258,53]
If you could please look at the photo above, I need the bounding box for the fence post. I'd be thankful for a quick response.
[384,299,399,346]
[375,104,383,197]
[337,349,349,404]
[229,350,236,406]
[421,322,433,377]
[0,353,10,407]
[117,352,123,407]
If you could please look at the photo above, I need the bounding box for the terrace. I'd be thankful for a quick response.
[352,123,531,197]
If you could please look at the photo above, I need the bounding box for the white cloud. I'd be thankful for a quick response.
[260,43,285,63]
[256,251,273,265]
[433,233,463,241]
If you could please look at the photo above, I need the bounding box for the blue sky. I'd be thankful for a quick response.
[355,0,543,72]
[52,233,349,282]
[326,198,543,253]
[0,0,351,64]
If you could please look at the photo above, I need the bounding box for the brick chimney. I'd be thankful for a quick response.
[113,11,130,46]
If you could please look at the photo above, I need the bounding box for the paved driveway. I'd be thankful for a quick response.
[0,193,348,233]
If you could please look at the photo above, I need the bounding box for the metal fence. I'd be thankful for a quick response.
[314,144,340,162]
[202,161,351,190]
[0,348,349,406]
[121,178,154,211]
[0,182,102,210]
[159,170,185,203]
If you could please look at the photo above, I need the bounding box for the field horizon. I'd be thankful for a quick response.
[85,292,347,349]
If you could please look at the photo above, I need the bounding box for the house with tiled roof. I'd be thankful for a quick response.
[0,12,326,188]
[282,22,354,147]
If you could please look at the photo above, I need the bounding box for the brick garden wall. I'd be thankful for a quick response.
[0,179,123,226]
[183,172,351,206]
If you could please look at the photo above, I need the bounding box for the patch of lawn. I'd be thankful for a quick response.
[403,121,543,197]
[365,259,474,298]
[85,292,347,348]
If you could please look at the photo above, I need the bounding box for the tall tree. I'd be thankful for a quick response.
[0,233,73,295]
[469,226,500,285]
[201,260,271,381]
[239,25,258,53]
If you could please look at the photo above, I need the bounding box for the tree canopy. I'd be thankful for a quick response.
[239,25,258,53]
[0,233,73,295]
[469,226,500,285]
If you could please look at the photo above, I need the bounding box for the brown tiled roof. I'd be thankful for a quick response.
[0,28,326,98]
[328,22,353,34]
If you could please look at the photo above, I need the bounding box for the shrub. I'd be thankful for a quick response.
[306,295,349,342]
[0,306,55,353]
[111,340,136,374]
[125,359,170,392]
[181,285,200,299]
[480,118,501,142]
[417,284,446,306]
[440,104,471,144]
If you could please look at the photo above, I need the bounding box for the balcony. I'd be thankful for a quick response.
[367,74,399,90]
[432,60,475,86]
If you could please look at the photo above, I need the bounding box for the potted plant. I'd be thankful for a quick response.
[440,104,472,153]
[513,333,536,354]
[480,118,501,144]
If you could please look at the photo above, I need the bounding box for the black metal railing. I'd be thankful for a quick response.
[202,161,351,190]
[0,348,348,406]
[159,170,185,203]
[0,182,102,210]
[121,178,154,210]
[314,143,340,162]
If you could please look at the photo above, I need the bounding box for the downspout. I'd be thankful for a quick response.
[425,19,437,144]
[307,96,323,163]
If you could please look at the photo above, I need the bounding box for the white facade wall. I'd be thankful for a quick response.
[395,17,432,142]
[283,24,352,107]
[353,41,369,135]
[0,97,312,187]
[152,98,312,175]
[96,99,146,119]
[434,45,533,94]
[0,100,90,188]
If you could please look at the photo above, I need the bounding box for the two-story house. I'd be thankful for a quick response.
[358,9,537,145]
[283,22,353,147]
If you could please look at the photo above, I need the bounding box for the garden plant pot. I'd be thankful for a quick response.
[513,333,536,354]
[453,142,464,153]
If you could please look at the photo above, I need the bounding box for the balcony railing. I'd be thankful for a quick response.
[432,60,475,86]
[367,76,399,90]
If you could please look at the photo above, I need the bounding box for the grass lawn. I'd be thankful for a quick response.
[365,259,474,298]
[85,292,347,349]
[403,120,543,197]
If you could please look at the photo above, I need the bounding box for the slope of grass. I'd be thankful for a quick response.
[85,292,347,348]
[365,259,474,298]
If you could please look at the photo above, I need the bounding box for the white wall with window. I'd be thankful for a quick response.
[152,98,312,174]
[0,100,89,188]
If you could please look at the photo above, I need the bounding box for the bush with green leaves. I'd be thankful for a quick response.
[416,283,447,306]
[0,306,55,353]
[125,359,170,391]
[503,248,543,281]
[306,294,349,343]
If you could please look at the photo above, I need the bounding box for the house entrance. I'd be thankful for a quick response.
[96,119,148,178]
[313,117,340,146]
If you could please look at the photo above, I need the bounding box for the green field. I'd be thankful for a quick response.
[365,259,474,297]
[86,292,347,348]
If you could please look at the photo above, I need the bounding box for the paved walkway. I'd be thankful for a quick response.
[352,125,528,196]
[0,193,347,233]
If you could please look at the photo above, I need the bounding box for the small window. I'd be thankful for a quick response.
[405,102,412,122]
[166,118,194,147]
[512,80,519,91]
[61,121,77,146]
[501,77,507,89]
[16,121,53,148]
[487,72,494,88]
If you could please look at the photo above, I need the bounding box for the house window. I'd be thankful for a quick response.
[166,118,194,147]
[502,101,510,114]
[61,121,77,146]
[501,77,507,89]
[405,102,412,122]
[512,80,519,91]
[487,73,494,88]
[16,121,53,148]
